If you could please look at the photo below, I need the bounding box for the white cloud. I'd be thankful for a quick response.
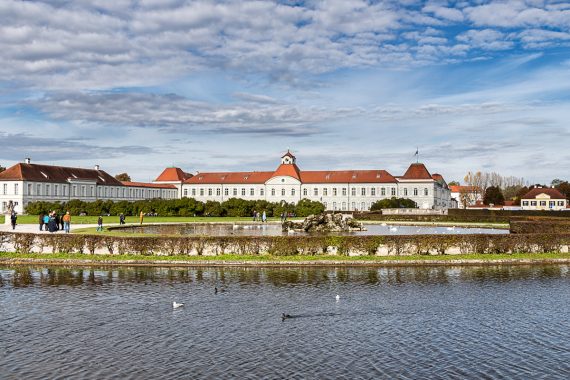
[423,3,465,22]
[457,29,514,50]
[0,0,567,91]
[28,91,364,136]
[465,1,570,29]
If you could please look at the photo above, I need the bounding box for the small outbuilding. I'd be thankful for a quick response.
[520,187,567,211]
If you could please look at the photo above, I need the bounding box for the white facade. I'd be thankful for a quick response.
[1,154,453,214]
[170,153,452,211]
[0,163,177,214]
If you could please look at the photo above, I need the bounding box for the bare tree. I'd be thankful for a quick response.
[464,171,528,202]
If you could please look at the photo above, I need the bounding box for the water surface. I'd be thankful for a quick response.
[119,223,508,236]
[1,265,568,379]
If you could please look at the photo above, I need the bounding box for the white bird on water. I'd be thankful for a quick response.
[336,295,340,302]
[389,227,398,232]
[172,301,184,309]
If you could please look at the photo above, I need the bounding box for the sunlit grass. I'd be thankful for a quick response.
[12,215,280,225]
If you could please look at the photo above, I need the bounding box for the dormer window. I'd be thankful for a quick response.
[244,176,249,180]
[325,174,331,180]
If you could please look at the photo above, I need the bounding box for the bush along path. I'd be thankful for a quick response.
[0,231,569,258]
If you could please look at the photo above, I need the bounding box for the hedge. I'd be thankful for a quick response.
[24,197,325,218]
[1,232,569,257]
[510,220,570,234]
[355,210,570,223]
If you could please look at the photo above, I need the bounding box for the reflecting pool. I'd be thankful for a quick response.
[1,265,568,379]
[116,223,508,236]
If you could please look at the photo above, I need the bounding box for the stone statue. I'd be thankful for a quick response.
[283,213,364,233]
[7,200,15,215]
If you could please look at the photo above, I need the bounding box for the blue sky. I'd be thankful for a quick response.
[1,0,569,184]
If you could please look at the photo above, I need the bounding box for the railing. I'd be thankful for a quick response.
[381,208,448,215]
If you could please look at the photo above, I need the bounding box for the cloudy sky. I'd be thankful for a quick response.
[1,0,569,184]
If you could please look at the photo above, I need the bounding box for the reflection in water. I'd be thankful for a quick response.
[1,264,568,288]
[2,265,570,379]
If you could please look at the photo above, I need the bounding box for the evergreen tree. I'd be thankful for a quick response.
[483,186,505,205]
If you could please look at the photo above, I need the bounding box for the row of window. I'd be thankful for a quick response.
[324,201,372,211]
[522,200,565,207]
[1,183,175,199]
[182,186,432,198]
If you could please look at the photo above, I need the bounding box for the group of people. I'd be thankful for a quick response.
[39,211,71,233]
[252,210,267,222]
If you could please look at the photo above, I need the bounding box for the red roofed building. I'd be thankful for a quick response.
[521,187,567,210]
[173,151,451,211]
[0,159,178,214]
[449,185,483,209]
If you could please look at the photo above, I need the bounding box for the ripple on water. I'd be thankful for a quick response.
[1,265,570,379]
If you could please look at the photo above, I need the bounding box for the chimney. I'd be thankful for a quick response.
[94,165,100,171]
[25,158,31,164]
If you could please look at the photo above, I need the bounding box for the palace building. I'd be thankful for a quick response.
[0,159,178,214]
[155,151,451,211]
[0,152,451,214]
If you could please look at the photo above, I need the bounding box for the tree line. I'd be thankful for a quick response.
[24,197,326,217]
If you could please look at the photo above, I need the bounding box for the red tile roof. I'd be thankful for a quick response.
[121,181,177,189]
[400,163,433,180]
[184,171,274,185]
[154,167,192,182]
[522,188,566,200]
[300,170,397,184]
[449,185,480,193]
[431,173,444,181]
[0,163,123,185]
[182,169,398,184]
[271,163,301,181]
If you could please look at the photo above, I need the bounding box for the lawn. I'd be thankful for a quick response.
[8,214,509,229]
[11,215,281,225]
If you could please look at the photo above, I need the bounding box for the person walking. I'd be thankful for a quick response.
[119,213,125,225]
[139,211,144,225]
[60,213,65,230]
[10,212,17,230]
[63,211,71,233]
[39,213,44,231]
[97,216,103,232]
[55,213,61,231]
[262,210,267,223]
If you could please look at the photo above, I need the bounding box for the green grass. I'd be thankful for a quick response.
[13,215,510,229]
[13,215,281,225]
[1,251,570,264]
